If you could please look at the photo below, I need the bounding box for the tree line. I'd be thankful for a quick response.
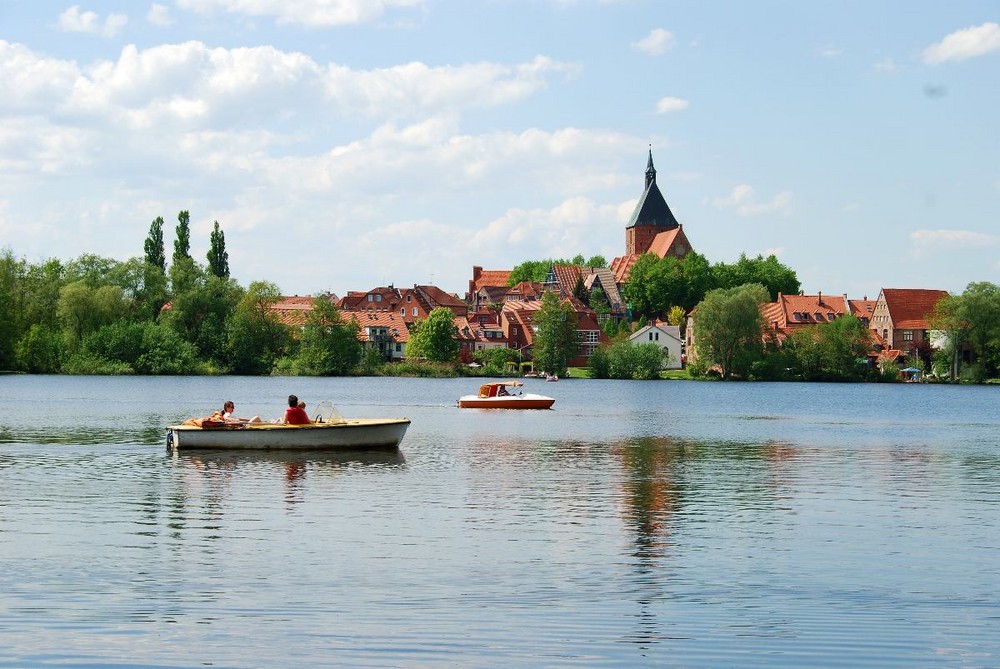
[0,212,364,376]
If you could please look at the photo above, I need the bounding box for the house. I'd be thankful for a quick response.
[629,321,684,369]
[544,264,627,323]
[338,284,468,324]
[609,150,695,284]
[467,267,512,310]
[761,292,877,344]
[869,288,949,358]
[500,294,607,368]
[350,310,410,361]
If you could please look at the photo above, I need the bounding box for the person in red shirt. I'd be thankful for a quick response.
[282,394,311,425]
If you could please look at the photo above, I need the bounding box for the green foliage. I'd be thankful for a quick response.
[15,324,64,373]
[227,281,286,375]
[358,346,387,375]
[692,283,770,380]
[472,346,520,375]
[57,281,128,343]
[406,307,460,362]
[173,210,191,265]
[589,341,665,379]
[79,320,201,374]
[622,251,714,319]
[295,298,363,375]
[667,306,686,328]
[785,315,871,381]
[586,255,607,268]
[207,220,230,278]
[144,217,166,271]
[711,253,800,301]
[531,291,578,377]
[508,260,554,286]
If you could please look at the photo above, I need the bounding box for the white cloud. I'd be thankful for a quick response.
[147,3,173,27]
[922,22,1000,64]
[712,184,793,217]
[57,6,128,37]
[910,229,999,259]
[655,96,688,114]
[874,57,897,73]
[632,29,675,56]
[175,0,424,27]
[819,47,842,58]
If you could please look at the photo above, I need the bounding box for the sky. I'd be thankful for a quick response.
[1,1,997,300]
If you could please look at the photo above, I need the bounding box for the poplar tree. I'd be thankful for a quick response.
[173,210,191,265]
[207,220,230,278]
[144,216,166,271]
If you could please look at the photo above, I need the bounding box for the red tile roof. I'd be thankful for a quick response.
[880,288,948,329]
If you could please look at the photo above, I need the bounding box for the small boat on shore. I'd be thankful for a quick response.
[457,381,554,410]
[166,415,410,450]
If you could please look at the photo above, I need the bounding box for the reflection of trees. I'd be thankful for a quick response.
[613,436,803,650]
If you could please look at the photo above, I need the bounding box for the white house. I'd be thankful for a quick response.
[629,322,684,369]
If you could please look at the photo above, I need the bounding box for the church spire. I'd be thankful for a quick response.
[645,146,656,190]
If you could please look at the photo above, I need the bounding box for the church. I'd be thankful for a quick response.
[609,149,694,283]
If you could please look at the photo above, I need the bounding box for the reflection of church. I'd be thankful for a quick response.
[610,150,694,283]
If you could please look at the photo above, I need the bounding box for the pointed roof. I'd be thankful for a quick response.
[626,149,680,230]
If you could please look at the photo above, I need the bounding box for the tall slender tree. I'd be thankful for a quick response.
[532,290,579,377]
[173,210,191,265]
[207,220,230,278]
[144,216,166,271]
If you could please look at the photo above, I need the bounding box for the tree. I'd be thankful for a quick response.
[406,307,460,362]
[472,346,520,375]
[227,281,286,375]
[56,281,127,344]
[591,341,665,379]
[532,290,578,376]
[692,283,770,379]
[144,216,166,272]
[956,282,1000,381]
[786,315,871,381]
[173,210,191,266]
[586,255,607,268]
[711,253,800,301]
[296,298,363,375]
[207,220,230,278]
[929,293,969,381]
[667,306,686,328]
[622,251,716,320]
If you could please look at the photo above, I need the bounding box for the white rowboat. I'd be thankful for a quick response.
[166,418,410,450]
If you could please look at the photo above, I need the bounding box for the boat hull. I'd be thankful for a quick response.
[166,418,410,450]
[457,394,554,409]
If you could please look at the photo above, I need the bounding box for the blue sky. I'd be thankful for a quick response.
[1,1,997,300]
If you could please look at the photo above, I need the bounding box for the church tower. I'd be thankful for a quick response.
[625,149,681,255]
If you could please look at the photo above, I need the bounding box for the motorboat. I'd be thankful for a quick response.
[457,381,554,409]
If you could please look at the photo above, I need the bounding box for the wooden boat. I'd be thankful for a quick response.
[166,417,410,450]
[457,381,554,410]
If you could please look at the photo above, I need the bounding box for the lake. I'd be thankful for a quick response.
[1,375,999,668]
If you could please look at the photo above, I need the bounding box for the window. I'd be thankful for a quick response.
[375,294,382,302]
[367,294,373,302]
[815,312,824,321]
[903,330,914,342]
[412,307,418,316]
[406,295,411,303]
[655,332,659,341]
[648,332,653,341]
[395,343,401,352]
[400,308,405,316]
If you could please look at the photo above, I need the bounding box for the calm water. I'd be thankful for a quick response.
[1,375,999,668]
